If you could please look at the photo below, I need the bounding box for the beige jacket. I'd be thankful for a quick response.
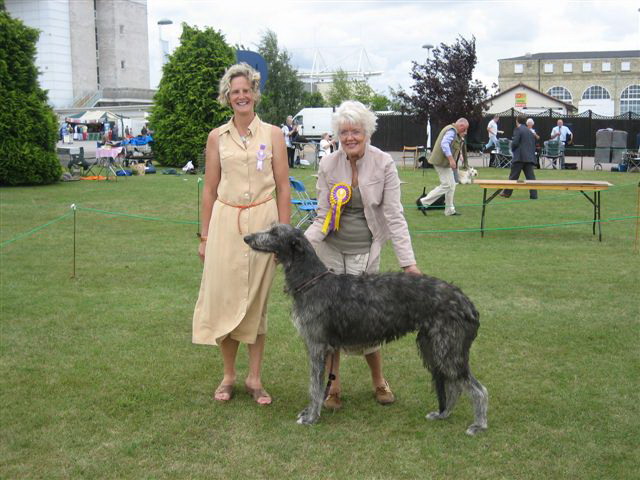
[305,144,416,272]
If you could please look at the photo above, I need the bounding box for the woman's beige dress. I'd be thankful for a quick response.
[193,115,278,346]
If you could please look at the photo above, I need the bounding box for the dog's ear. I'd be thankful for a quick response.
[290,233,305,253]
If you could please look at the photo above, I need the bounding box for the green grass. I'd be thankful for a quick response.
[1,168,639,479]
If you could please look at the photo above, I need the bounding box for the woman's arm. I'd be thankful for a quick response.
[199,129,221,262]
[271,126,291,224]
[380,157,419,272]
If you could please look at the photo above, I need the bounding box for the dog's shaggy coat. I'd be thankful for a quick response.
[244,224,488,435]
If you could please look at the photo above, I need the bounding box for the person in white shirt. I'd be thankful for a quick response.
[550,119,573,168]
[484,115,503,152]
[527,118,541,168]
[318,132,335,162]
[282,115,298,168]
[550,119,572,143]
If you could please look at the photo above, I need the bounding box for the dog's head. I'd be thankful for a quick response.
[468,167,478,177]
[243,223,310,269]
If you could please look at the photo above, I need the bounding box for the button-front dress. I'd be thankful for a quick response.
[193,115,278,346]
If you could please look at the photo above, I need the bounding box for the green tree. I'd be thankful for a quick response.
[326,71,388,110]
[387,85,410,112]
[302,90,325,108]
[257,30,306,125]
[0,2,61,185]
[326,69,352,107]
[149,24,234,167]
[352,80,374,105]
[369,93,390,111]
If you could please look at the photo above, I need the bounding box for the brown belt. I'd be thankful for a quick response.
[217,195,273,234]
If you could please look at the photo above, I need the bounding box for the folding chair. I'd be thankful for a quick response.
[541,140,563,169]
[67,147,95,176]
[401,146,419,168]
[494,139,512,168]
[623,149,640,173]
[289,178,318,228]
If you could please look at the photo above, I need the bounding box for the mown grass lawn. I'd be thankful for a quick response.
[1,167,638,479]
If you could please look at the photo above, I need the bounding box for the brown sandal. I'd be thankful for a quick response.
[245,385,272,405]
[213,384,234,402]
[323,392,342,410]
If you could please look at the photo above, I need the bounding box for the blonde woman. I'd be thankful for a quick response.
[193,63,290,405]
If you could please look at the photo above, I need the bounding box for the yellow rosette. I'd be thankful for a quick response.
[321,183,352,234]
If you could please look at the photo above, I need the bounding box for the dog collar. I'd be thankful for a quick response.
[293,270,331,294]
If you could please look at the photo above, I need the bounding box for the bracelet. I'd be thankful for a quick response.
[200,236,208,242]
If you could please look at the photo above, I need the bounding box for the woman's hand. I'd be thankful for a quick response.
[198,240,206,262]
[403,264,421,275]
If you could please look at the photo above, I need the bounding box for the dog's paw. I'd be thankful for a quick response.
[465,424,487,436]
[426,411,447,420]
[296,413,319,425]
[296,407,319,425]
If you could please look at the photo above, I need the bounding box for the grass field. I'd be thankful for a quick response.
[1,167,639,479]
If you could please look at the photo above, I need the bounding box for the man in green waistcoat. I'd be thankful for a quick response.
[418,118,468,216]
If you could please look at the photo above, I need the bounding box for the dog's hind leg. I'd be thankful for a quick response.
[297,345,327,425]
[426,377,463,421]
[426,372,446,419]
[462,374,488,435]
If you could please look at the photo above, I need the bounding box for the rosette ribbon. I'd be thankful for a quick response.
[256,144,266,171]
[321,183,352,234]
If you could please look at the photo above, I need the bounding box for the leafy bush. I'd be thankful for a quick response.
[149,24,235,168]
[0,8,61,185]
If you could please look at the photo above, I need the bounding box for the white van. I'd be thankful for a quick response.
[292,107,336,140]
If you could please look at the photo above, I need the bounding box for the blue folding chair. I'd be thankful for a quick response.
[289,177,317,228]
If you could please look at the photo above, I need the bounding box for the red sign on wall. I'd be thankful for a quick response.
[515,93,527,108]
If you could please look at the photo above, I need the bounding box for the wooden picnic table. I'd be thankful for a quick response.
[475,179,613,241]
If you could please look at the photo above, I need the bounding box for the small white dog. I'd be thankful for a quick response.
[458,167,478,184]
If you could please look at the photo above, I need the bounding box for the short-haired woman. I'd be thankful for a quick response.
[304,100,420,410]
[193,63,291,405]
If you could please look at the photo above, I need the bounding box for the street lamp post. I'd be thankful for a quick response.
[422,43,434,61]
[422,44,434,149]
[158,18,173,66]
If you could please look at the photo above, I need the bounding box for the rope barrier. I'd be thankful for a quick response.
[1,198,637,250]
[74,206,198,225]
[0,211,73,248]
[410,215,638,235]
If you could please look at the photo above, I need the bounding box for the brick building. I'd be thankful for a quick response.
[498,50,640,116]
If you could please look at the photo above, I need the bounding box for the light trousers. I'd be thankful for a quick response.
[420,165,457,215]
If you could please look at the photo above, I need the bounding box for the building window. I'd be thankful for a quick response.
[582,85,611,100]
[563,63,572,73]
[119,24,124,34]
[121,60,126,69]
[620,84,640,114]
[621,61,631,72]
[547,86,572,104]
[514,63,523,74]
[582,62,592,72]
[602,62,611,72]
[544,63,553,73]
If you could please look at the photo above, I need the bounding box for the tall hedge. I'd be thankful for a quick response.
[149,24,235,167]
[0,4,61,185]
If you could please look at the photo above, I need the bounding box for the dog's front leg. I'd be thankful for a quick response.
[297,346,326,425]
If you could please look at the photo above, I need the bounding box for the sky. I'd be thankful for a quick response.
[146,0,640,95]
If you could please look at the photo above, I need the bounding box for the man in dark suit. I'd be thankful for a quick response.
[500,115,538,199]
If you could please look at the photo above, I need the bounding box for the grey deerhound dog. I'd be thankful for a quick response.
[244,224,488,435]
